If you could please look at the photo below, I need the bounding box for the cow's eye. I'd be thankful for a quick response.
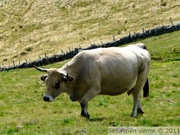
[54,81,60,89]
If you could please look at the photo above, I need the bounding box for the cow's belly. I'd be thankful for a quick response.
[97,55,138,95]
[99,69,137,96]
[100,79,136,95]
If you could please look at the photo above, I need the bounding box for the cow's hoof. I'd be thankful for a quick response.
[137,108,144,115]
[130,113,137,118]
[130,115,137,118]
[81,111,90,119]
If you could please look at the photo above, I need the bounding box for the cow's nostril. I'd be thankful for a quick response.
[43,96,50,102]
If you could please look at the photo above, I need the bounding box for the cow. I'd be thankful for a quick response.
[34,43,151,118]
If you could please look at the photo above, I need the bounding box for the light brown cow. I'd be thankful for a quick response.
[34,43,151,118]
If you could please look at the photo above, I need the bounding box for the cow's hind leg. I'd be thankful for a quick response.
[130,70,148,117]
[131,92,142,117]
[79,86,101,119]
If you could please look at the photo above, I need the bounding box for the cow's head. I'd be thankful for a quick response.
[34,65,73,102]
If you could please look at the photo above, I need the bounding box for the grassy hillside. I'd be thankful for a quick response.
[0,31,179,134]
[0,0,180,65]
[0,0,180,134]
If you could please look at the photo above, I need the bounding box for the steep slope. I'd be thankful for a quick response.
[0,0,180,65]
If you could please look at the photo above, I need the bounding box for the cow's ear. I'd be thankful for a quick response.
[62,73,74,82]
[40,75,47,81]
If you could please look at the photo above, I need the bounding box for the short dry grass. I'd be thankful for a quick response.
[0,0,180,65]
[0,31,179,134]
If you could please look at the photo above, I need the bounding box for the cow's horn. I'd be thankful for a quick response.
[33,65,48,72]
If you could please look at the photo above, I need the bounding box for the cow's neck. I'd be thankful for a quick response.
[61,59,80,79]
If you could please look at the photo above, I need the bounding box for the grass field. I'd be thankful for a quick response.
[0,31,180,134]
[0,0,180,134]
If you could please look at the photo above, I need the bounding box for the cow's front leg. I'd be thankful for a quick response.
[80,102,90,118]
[79,86,101,119]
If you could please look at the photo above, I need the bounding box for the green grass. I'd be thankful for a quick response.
[0,31,180,134]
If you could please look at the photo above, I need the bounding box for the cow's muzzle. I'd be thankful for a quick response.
[43,95,54,102]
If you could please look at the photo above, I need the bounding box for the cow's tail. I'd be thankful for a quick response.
[143,79,149,97]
